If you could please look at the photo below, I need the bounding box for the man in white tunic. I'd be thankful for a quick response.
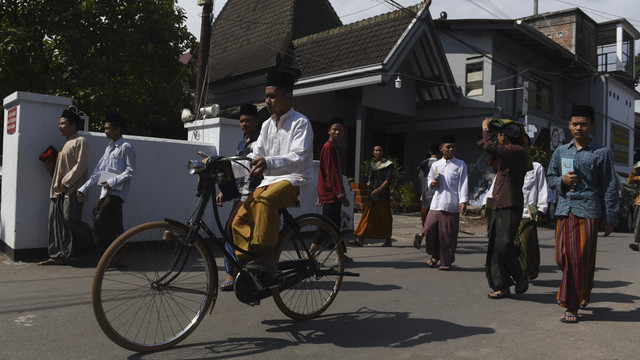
[231,70,314,273]
[416,134,468,270]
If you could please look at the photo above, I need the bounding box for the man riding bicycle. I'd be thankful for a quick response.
[231,69,314,274]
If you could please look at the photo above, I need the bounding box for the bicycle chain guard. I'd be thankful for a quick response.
[234,270,275,306]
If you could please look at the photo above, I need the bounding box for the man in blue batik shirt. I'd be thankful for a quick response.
[546,105,619,324]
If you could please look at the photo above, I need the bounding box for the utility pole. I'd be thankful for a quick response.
[534,0,538,15]
[194,0,213,117]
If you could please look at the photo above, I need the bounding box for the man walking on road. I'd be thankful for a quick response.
[546,105,618,323]
[415,134,468,270]
[78,113,136,267]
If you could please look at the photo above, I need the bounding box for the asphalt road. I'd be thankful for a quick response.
[1,213,639,360]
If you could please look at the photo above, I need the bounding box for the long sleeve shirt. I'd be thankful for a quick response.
[428,157,468,213]
[232,107,313,202]
[50,134,91,199]
[522,161,548,218]
[547,140,619,225]
[79,137,136,202]
[317,139,346,203]
[480,131,528,209]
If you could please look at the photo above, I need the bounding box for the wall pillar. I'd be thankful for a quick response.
[2,92,72,259]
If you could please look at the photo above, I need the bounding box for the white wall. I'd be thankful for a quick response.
[2,92,353,258]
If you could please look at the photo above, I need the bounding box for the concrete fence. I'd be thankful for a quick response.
[1,91,353,261]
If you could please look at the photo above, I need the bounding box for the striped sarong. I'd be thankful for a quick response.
[555,213,599,309]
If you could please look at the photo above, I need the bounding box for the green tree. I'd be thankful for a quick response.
[0,0,197,138]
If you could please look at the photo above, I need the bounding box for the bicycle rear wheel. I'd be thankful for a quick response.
[92,221,217,352]
[272,216,344,320]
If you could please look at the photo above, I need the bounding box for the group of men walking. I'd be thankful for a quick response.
[408,105,618,324]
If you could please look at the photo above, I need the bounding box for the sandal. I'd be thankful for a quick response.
[580,296,590,310]
[560,312,579,323]
[37,258,67,265]
[219,279,235,291]
[426,258,438,268]
[438,265,451,271]
[629,243,639,251]
[348,240,364,247]
[245,260,277,274]
[380,241,392,247]
[514,277,529,295]
[487,289,511,299]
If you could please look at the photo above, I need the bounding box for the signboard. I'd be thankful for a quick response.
[610,124,629,165]
[7,107,17,134]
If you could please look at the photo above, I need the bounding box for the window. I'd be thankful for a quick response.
[465,61,483,96]
[528,79,553,114]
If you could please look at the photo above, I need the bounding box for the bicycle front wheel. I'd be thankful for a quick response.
[92,221,217,352]
[272,216,344,320]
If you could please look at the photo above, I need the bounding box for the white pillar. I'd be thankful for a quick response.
[616,24,624,72]
[2,92,72,259]
[184,117,243,157]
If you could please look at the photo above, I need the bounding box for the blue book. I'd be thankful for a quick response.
[561,158,574,175]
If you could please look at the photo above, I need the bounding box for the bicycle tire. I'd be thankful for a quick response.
[92,221,217,352]
[272,216,344,320]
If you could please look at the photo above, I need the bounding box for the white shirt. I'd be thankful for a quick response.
[522,161,548,218]
[79,137,136,201]
[483,161,548,219]
[428,157,468,213]
[233,107,314,202]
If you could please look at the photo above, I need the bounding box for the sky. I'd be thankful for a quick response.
[178,0,640,38]
[177,0,640,108]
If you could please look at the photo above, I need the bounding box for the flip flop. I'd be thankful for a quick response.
[438,265,451,271]
[219,280,234,291]
[560,312,579,323]
[515,277,529,295]
[37,258,67,265]
[426,258,438,268]
[580,296,590,310]
[348,240,363,247]
[487,289,511,299]
[245,260,277,274]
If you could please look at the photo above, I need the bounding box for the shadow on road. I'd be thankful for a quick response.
[131,307,495,359]
[263,307,494,348]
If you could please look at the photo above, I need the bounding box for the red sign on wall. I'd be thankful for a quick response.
[6,107,17,134]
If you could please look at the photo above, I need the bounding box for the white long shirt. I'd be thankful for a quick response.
[428,157,468,213]
[233,107,314,202]
[483,161,548,219]
[522,161,548,219]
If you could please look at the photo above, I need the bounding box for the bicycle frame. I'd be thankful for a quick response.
[154,157,316,300]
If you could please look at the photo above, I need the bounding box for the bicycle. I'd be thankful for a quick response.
[91,154,359,352]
